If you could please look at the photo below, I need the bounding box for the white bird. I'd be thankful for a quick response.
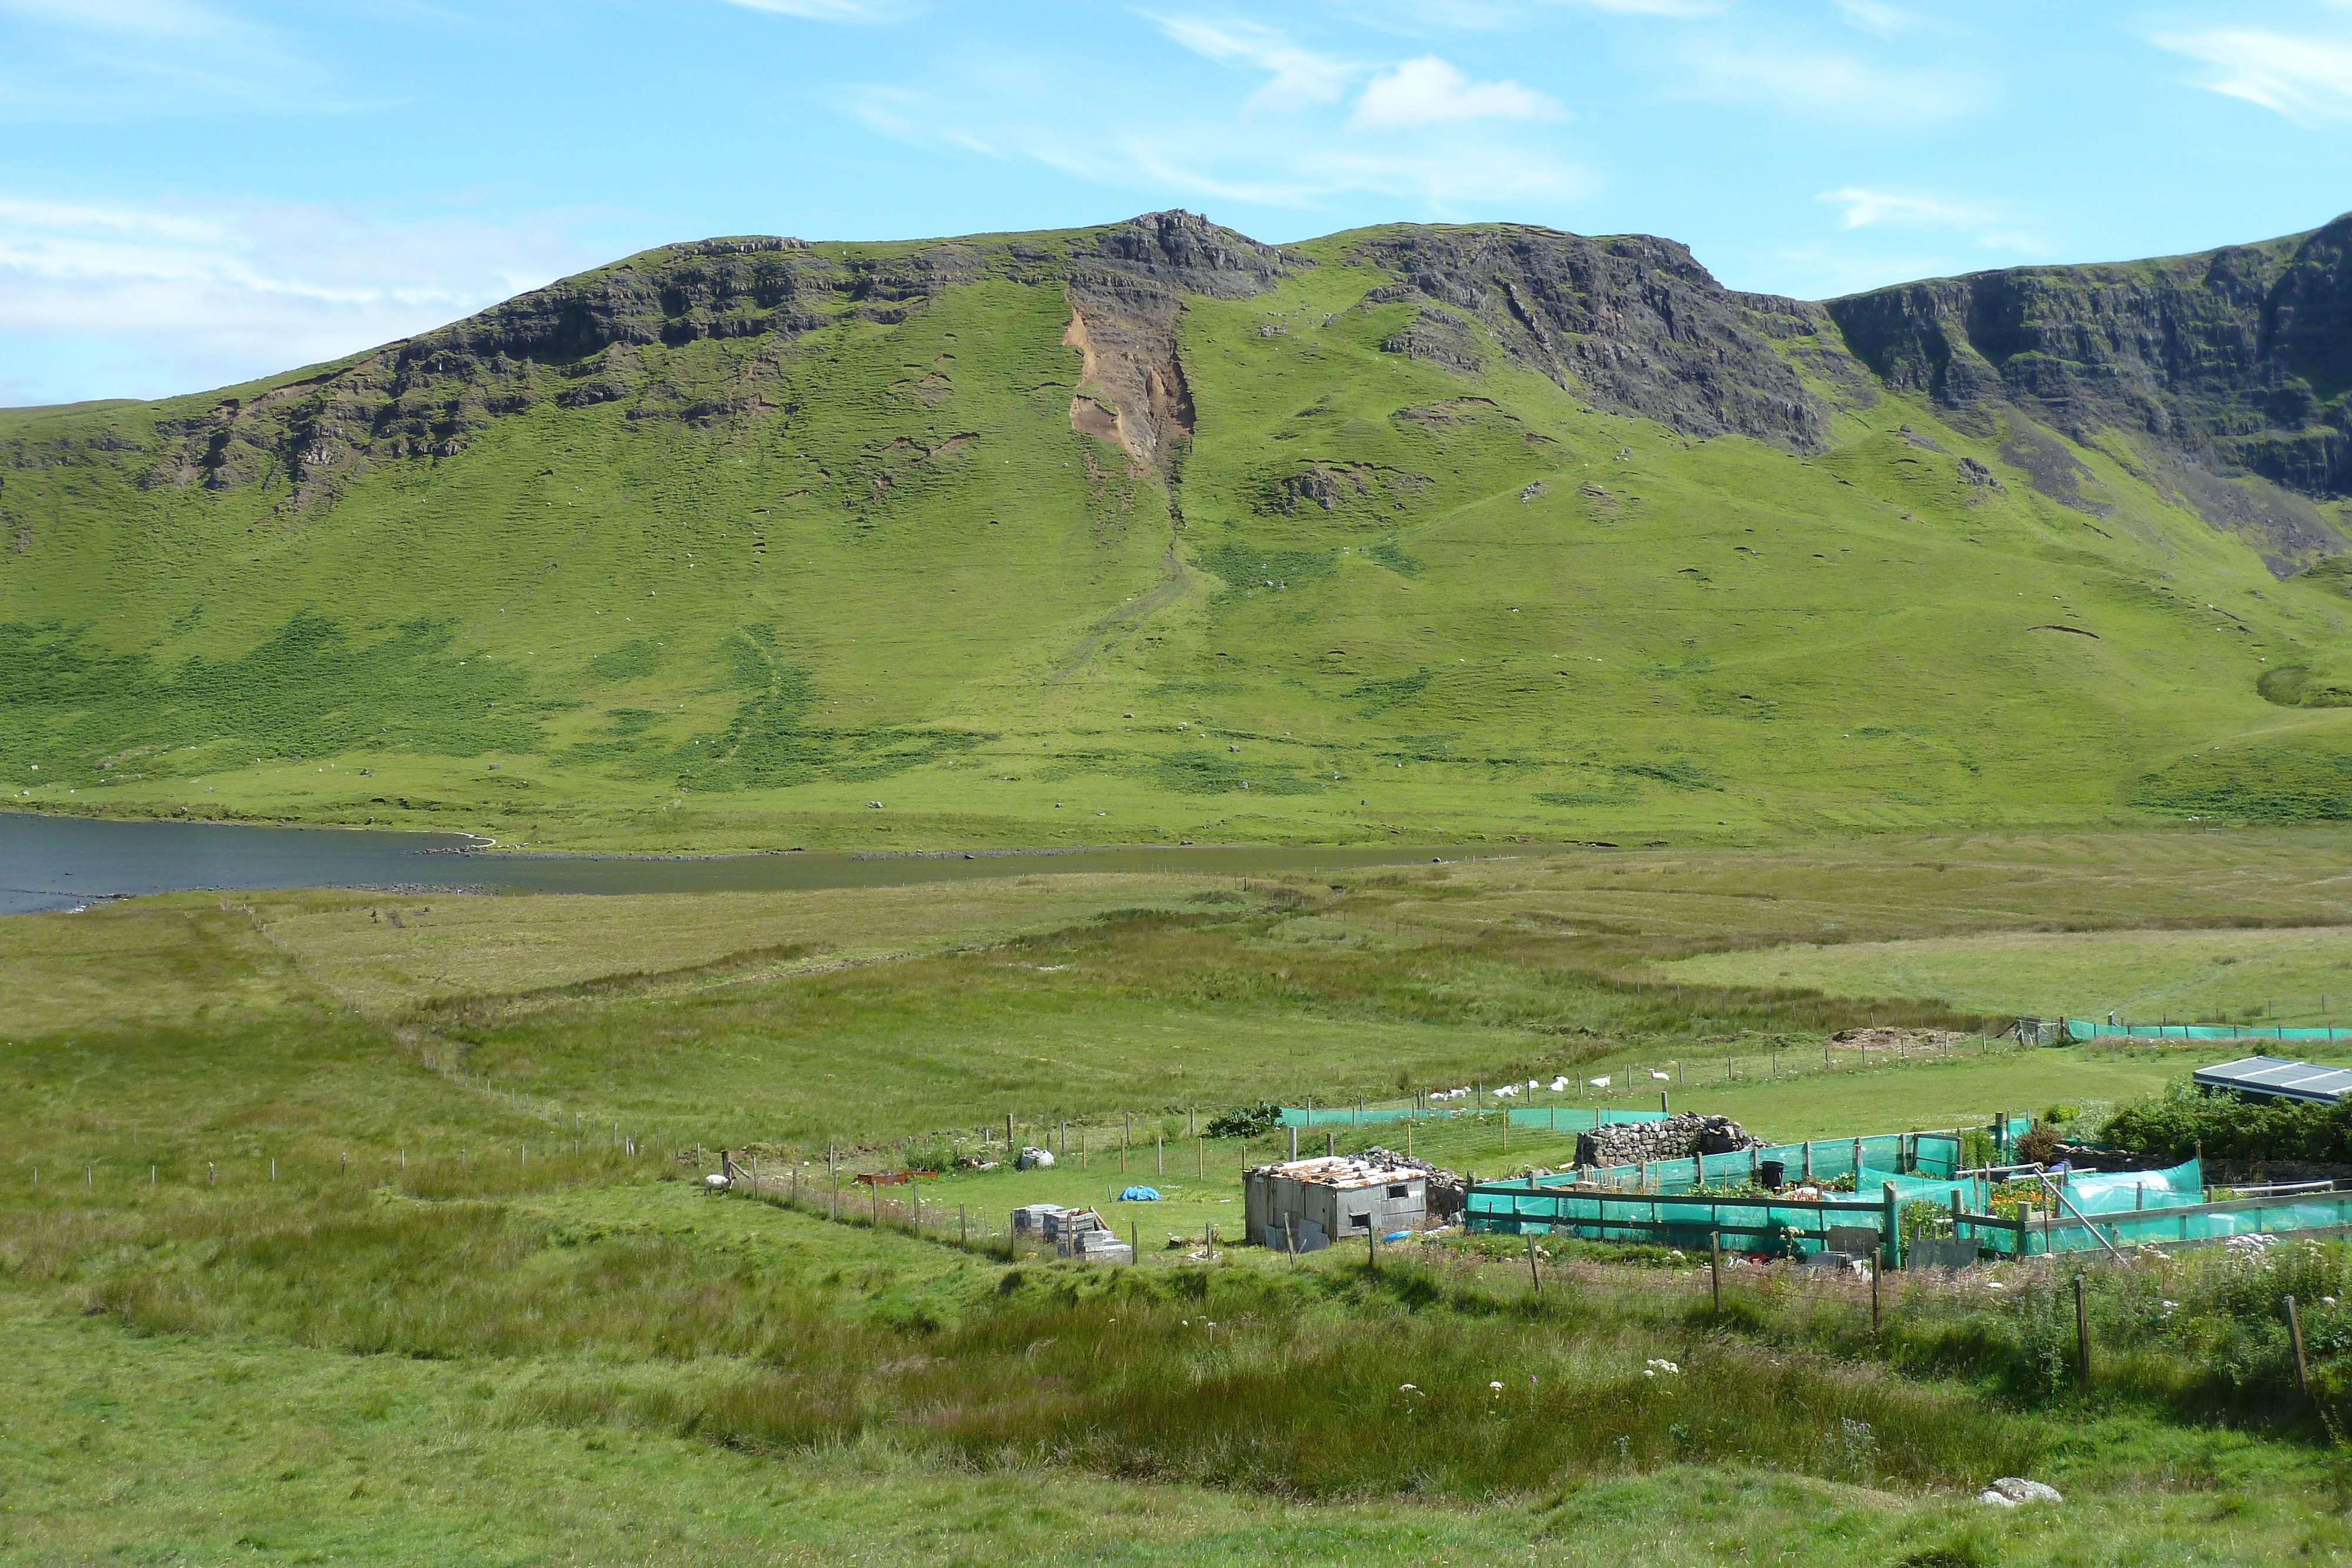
[1588,1075,1611,1089]
[1548,1076,1570,1092]
[1650,1071,1671,1081]
[1493,1085,1519,1098]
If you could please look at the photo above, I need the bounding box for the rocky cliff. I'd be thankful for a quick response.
[1339,224,1840,452]
[1825,216,2352,500]
[84,210,2352,543]
[145,211,1297,500]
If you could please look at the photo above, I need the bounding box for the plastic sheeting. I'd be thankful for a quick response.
[1465,1184,1889,1254]
[2069,1020,2352,1043]
[1566,1134,1962,1198]
[2057,1159,2203,1214]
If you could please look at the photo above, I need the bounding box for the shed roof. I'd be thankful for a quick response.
[2192,1056,2352,1104]
[1251,1156,1425,1192]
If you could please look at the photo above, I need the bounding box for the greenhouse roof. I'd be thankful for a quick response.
[2191,1056,2352,1105]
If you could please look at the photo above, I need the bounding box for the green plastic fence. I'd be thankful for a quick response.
[2067,1020,2352,1043]
[1466,1183,1894,1256]
[1559,1132,1961,1196]
[1985,1189,2352,1256]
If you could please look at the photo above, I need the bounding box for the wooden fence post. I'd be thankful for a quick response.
[1526,1233,1542,1294]
[1881,1181,1900,1271]
[2074,1274,2091,1387]
[2288,1295,2312,1400]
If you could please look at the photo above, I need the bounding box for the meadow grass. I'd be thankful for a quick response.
[9,831,2352,1560]
[1667,925,2352,1028]
[18,1276,2343,1568]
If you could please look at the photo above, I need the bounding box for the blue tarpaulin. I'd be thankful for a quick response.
[1117,1186,1162,1201]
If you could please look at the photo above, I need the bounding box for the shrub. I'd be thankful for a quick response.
[2101,1079,2352,1164]
[1205,1102,1285,1139]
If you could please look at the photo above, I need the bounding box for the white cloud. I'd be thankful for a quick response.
[1819,187,1989,229]
[1153,16,1357,110]
[1349,55,1563,129]
[838,68,1583,221]
[0,194,597,403]
[2156,28,2352,125]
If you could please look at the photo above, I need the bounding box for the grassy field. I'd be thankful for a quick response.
[9,829,2352,1562]
[1668,925,2352,1029]
[5,220,2351,851]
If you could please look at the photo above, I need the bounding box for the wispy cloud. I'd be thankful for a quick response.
[1814,187,2042,256]
[716,0,910,21]
[837,60,1583,220]
[837,21,1582,219]
[1673,39,1982,122]
[1553,0,1726,15]
[2156,27,2352,125]
[1348,55,1563,129]
[0,0,322,116]
[1819,188,1989,229]
[0,193,596,403]
[1153,16,1357,109]
[1833,0,1919,38]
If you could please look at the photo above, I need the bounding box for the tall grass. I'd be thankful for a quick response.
[62,1185,2037,1497]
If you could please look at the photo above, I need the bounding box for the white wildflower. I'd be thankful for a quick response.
[1489,1380,1505,1392]
[1645,1359,1680,1375]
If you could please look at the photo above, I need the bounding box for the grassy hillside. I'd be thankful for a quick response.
[5,215,2351,850]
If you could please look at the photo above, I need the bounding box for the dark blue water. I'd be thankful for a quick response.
[0,811,1542,914]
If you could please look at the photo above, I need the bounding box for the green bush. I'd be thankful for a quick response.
[1205,1102,1285,1139]
[2100,1079,2352,1164]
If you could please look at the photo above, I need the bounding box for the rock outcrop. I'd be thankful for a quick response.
[123,209,2352,544]
[1825,215,2352,502]
[1061,210,1291,474]
[1340,223,1839,452]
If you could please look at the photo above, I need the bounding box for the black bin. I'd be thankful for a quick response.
[1758,1159,1786,1191]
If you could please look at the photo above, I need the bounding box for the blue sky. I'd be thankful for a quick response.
[4,0,2351,406]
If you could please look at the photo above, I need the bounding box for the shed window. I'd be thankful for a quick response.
[1349,1212,1371,1228]
[1387,1183,1409,1199]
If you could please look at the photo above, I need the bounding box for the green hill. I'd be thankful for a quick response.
[5,210,2351,850]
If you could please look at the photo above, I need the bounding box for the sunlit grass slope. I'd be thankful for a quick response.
[5,220,2351,849]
